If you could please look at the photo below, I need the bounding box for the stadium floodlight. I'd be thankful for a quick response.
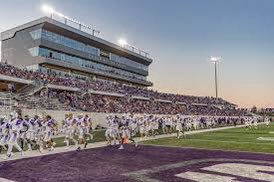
[210,56,221,62]
[41,4,100,36]
[117,38,150,57]
[41,4,55,18]
[118,38,128,47]
[210,56,222,99]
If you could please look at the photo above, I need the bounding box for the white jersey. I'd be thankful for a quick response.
[253,117,258,126]
[265,117,270,125]
[64,118,76,139]
[152,118,159,130]
[105,118,113,138]
[175,119,182,131]
[165,118,172,126]
[8,118,23,144]
[43,119,55,142]
[138,119,146,134]
[0,122,9,145]
[76,117,86,139]
[129,118,138,131]
[25,118,36,140]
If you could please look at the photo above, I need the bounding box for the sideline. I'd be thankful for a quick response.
[0,124,259,162]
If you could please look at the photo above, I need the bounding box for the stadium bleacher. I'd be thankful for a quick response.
[0,62,248,116]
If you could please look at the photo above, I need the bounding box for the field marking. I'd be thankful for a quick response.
[164,138,274,146]
[191,135,258,140]
[257,137,274,141]
[122,158,274,182]
[0,178,15,182]
[190,135,274,142]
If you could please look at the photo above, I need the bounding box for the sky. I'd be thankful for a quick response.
[0,0,273,108]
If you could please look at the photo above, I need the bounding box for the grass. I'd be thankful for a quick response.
[53,129,106,147]
[142,123,274,154]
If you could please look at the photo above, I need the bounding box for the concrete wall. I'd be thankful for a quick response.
[1,24,43,67]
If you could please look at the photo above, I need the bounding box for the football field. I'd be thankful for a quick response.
[143,123,274,154]
[1,123,274,181]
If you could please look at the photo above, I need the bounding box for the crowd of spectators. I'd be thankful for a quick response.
[0,63,236,107]
[1,62,248,116]
[32,89,248,116]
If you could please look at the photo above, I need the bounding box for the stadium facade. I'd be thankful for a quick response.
[1,17,153,87]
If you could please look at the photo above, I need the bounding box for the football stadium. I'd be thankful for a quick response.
[0,1,273,182]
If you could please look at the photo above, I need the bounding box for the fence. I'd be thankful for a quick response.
[0,96,12,115]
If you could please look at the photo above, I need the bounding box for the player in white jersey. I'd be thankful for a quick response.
[113,116,121,144]
[265,116,271,128]
[22,115,35,151]
[76,113,88,150]
[105,115,119,145]
[175,115,183,139]
[172,116,177,132]
[0,118,9,153]
[193,116,199,130]
[31,115,43,152]
[6,111,24,159]
[42,115,56,151]
[253,116,258,129]
[105,114,113,145]
[165,116,173,134]
[18,115,30,150]
[244,117,251,129]
[138,116,146,139]
[151,115,159,137]
[128,115,138,137]
[84,114,93,141]
[118,115,138,150]
[64,113,78,149]
[19,114,40,152]
[118,123,129,150]
[185,117,192,131]
[210,117,216,128]
[159,116,166,134]
[145,115,152,136]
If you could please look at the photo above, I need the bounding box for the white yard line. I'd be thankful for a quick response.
[0,178,15,182]
[183,138,274,146]
[0,124,257,162]
[257,137,274,141]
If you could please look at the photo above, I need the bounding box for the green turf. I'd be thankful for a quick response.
[142,123,274,154]
[53,129,106,148]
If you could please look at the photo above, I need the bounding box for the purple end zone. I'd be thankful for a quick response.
[1,145,274,182]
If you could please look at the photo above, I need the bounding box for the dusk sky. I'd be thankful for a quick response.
[0,0,273,108]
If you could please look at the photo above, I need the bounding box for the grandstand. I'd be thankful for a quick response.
[0,16,247,118]
[0,62,247,119]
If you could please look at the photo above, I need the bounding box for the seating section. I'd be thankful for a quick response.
[0,63,248,116]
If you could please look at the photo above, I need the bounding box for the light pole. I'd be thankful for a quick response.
[210,56,221,99]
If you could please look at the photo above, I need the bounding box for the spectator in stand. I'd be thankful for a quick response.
[0,63,246,116]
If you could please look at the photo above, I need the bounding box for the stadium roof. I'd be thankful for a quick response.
[0,16,153,65]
